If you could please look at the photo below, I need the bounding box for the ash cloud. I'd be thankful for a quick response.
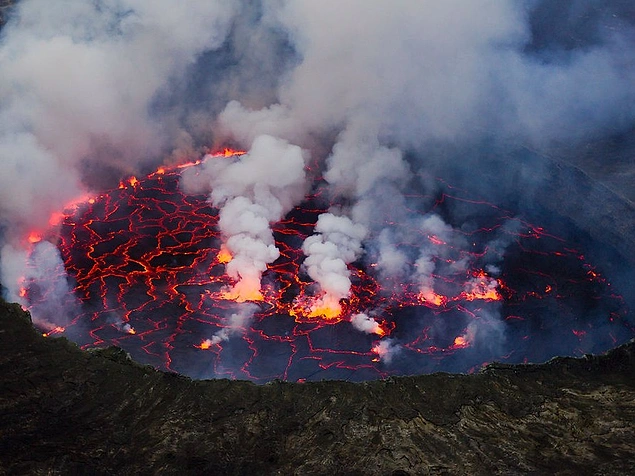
[0,1,634,370]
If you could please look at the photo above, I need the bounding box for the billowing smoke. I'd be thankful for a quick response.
[181,134,306,300]
[301,213,367,315]
[1,1,634,371]
[0,240,77,330]
[0,1,238,228]
[0,0,242,319]
[350,313,383,336]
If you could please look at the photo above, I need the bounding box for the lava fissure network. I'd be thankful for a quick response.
[21,151,631,383]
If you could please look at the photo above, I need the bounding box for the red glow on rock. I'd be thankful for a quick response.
[49,212,66,226]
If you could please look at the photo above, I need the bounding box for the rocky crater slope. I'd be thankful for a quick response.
[0,299,633,475]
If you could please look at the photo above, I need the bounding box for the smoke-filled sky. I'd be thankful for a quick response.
[1,0,634,231]
[1,0,634,361]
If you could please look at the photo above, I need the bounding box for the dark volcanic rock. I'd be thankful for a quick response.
[0,1,13,27]
[0,299,634,475]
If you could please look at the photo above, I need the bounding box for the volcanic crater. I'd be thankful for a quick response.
[21,148,635,383]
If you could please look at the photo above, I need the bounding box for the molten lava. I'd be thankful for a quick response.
[19,150,633,382]
[220,278,264,303]
[217,246,233,264]
[305,294,343,320]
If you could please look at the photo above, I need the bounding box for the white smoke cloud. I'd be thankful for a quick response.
[465,307,506,354]
[218,101,301,149]
[413,214,462,294]
[302,213,367,301]
[375,229,409,282]
[182,134,306,299]
[0,244,29,307]
[0,1,238,230]
[350,313,382,335]
[268,1,635,148]
[216,2,564,308]
[1,240,77,330]
[371,338,400,365]
[0,1,239,311]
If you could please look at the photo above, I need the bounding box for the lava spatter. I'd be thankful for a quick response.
[19,151,632,383]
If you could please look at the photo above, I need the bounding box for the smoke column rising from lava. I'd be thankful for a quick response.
[206,303,259,347]
[181,134,306,301]
[301,213,367,316]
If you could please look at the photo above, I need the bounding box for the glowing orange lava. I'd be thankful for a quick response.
[17,146,630,383]
[463,286,501,302]
[220,279,264,302]
[211,148,246,158]
[307,294,342,320]
[27,232,42,244]
[42,326,65,337]
[195,339,213,350]
[462,272,501,301]
[453,335,469,348]
[217,246,233,264]
[419,291,448,307]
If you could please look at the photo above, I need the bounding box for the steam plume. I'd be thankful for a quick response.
[181,134,306,300]
[350,313,382,335]
[203,303,259,347]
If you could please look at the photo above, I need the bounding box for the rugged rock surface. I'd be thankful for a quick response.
[0,0,13,26]
[1,299,633,475]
